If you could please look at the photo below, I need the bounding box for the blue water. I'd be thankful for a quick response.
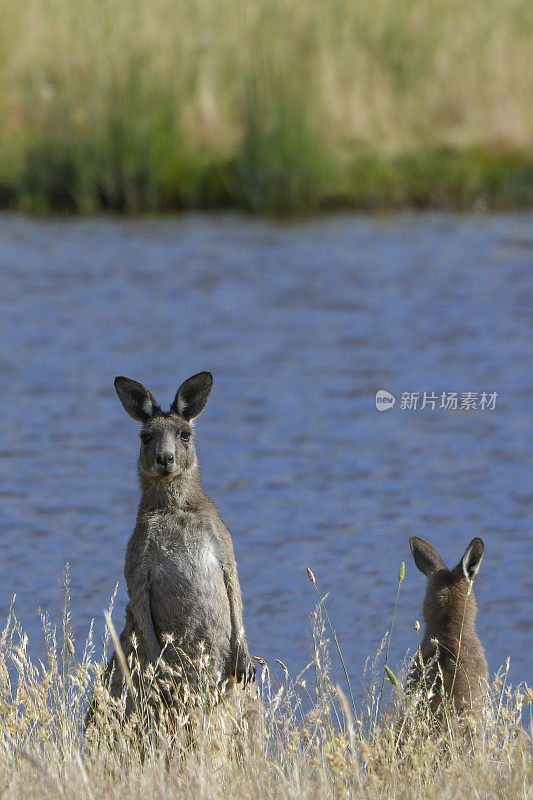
[0,212,531,700]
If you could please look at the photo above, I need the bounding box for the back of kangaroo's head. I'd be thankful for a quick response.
[409,536,484,630]
[114,372,213,481]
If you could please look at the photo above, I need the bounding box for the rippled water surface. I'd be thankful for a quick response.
[0,212,531,696]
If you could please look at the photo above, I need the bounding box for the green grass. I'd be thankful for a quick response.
[0,0,532,213]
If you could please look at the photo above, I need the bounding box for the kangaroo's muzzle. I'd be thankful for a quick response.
[155,451,177,477]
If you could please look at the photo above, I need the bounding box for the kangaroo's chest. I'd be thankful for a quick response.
[145,513,220,584]
[149,537,219,583]
[142,512,231,649]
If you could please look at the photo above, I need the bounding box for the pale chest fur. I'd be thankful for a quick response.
[142,509,219,572]
[145,513,220,582]
[138,509,232,663]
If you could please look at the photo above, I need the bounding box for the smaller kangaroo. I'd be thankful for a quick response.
[98,371,255,716]
[408,536,488,713]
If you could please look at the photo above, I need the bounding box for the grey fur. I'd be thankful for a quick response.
[99,372,254,712]
[408,536,488,713]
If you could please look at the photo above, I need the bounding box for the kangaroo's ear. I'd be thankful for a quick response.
[171,372,213,421]
[114,377,160,423]
[409,536,446,577]
[459,537,484,581]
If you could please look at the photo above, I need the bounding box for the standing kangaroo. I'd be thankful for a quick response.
[408,536,488,713]
[101,371,254,710]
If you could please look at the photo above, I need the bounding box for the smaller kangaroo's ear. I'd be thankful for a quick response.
[409,536,446,577]
[171,372,213,421]
[114,377,160,423]
[459,537,484,581]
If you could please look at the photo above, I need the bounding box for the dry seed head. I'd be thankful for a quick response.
[399,561,405,582]
[276,659,289,679]
[306,567,316,584]
[414,620,420,631]
[523,686,533,705]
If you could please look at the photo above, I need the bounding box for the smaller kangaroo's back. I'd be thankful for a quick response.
[408,536,488,713]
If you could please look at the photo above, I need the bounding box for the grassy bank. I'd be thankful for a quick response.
[0,579,530,800]
[1,0,532,213]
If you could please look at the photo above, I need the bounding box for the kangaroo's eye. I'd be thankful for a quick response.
[140,432,153,444]
[180,431,191,443]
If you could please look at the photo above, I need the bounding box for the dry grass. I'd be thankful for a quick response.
[0,570,530,800]
[0,0,532,211]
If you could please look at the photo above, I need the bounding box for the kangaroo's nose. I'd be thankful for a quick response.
[156,452,174,467]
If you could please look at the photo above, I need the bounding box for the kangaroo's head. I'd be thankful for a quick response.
[114,372,213,482]
[409,536,484,635]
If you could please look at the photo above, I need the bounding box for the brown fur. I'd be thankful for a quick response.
[408,536,488,713]
[87,372,254,725]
